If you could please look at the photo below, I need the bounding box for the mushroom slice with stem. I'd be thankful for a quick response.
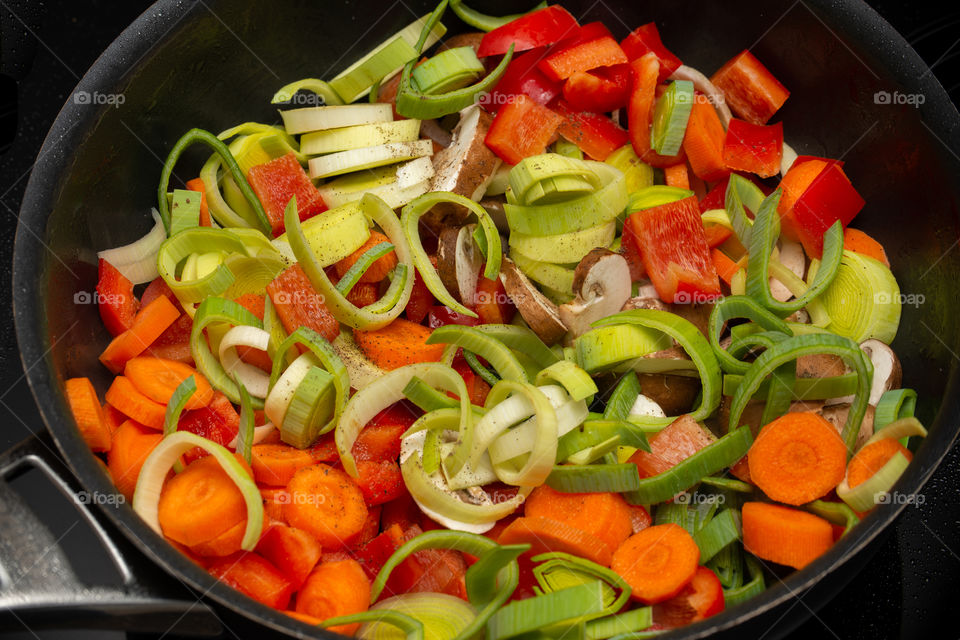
[859,339,902,405]
[559,248,632,339]
[499,257,567,346]
[437,223,484,306]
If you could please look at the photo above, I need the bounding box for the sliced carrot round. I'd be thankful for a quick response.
[107,419,162,500]
[250,444,316,487]
[742,501,833,569]
[847,438,912,489]
[295,558,371,634]
[124,357,214,410]
[748,411,847,505]
[158,455,247,547]
[524,485,633,554]
[284,464,368,549]
[611,523,700,604]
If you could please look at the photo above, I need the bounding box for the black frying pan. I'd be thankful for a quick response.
[9,1,960,638]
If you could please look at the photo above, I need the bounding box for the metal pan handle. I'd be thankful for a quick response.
[0,431,222,636]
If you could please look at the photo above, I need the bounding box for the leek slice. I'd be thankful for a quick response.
[308,139,434,179]
[546,463,641,493]
[263,353,315,429]
[158,128,270,235]
[402,191,502,317]
[273,199,371,267]
[604,145,654,193]
[157,228,243,304]
[331,610,423,640]
[604,372,642,420]
[575,324,673,374]
[508,154,602,205]
[280,103,394,135]
[412,46,485,94]
[301,119,422,156]
[819,250,902,344]
[282,366,336,449]
[98,209,165,285]
[722,372,858,399]
[219,325,271,398]
[534,360,597,402]
[286,195,414,330]
[270,78,343,106]
[510,249,576,294]
[336,242,396,296]
[168,189,200,237]
[426,325,527,383]
[708,295,793,375]
[874,389,918,429]
[504,162,627,237]
[585,608,653,640]
[724,174,764,245]
[727,333,873,452]
[355,595,472,640]
[488,581,608,640]
[806,499,859,536]
[723,555,765,607]
[190,297,265,408]
[471,325,561,369]
[863,416,927,447]
[836,451,911,512]
[650,79,694,156]
[511,221,617,265]
[624,427,754,505]
[132,431,263,550]
[332,36,419,103]
[626,185,692,213]
[532,552,631,617]
[693,508,742,563]
[235,383,255,466]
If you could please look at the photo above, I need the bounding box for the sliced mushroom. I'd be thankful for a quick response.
[770,241,806,303]
[668,65,733,128]
[860,339,902,405]
[558,248,632,338]
[499,257,567,345]
[622,295,713,337]
[820,403,876,451]
[437,224,483,306]
[479,195,509,235]
[420,118,453,149]
[424,104,502,230]
[796,353,848,379]
[636,374,702,417]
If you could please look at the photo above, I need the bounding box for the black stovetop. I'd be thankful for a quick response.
[0,2,958,639]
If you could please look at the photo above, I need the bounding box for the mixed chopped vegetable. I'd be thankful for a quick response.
[66,1,926,637]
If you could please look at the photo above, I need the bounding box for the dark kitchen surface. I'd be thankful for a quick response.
[0,1,958,639]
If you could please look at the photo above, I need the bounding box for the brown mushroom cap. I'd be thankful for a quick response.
[499,258,567,345]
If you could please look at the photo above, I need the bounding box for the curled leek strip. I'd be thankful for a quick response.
[235,382,255,466]
[723,173,765,246]
[338,363,470,478]
[157,228,246,304]
[218,326,271,399]
[132,431,263,551]
[162,376,196,474]
[592,309,723,431]
[488,581,608,639]
[449,0,546,31]
[158,128,270,235]
[427,325,527,383]
[534,360,597,402]
[745,188,844,316]
[270,78,344,106]
[727,333,873,453]
[531,551,632,616]
[708,296,793,375]
[546,463,641,493]
[806,499,859,537]
[555,419,650,463]
[190,297,264,408]
[286,194,414,330]
[470,325,560,369]
[401,191,502,317]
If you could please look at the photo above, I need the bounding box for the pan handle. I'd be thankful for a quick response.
[0,432,223,636]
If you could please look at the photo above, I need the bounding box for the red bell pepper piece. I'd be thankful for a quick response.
[355,524,405,581]
[452,356,492,406]
[246,152,327,237]
[778,161,865,258]
[485,93,563,165]
[624,196,721,304]
[619,224,647,281]
[474,274,516,325]
[405,267,436,324]
[427,305,480,328]
[538,34,628,83]
[621,23,682,82]
[178,392,240,465]
[266,264,340,343]
[561,63,632,113]
[138,277,193,362]
[722,119,783,178]
[256,523,323,590]
[627,53,659,158]
[682,94,730,182]
[353,422,407,463]
[653,566,725,627]
[207,552,295,610]
[699,176,730,212]
[710,50,790,125]
[480,47,562,114]
[96,259,139,337]
[553,99,629,161]
[355,459,407,506]
[477,5,580,58]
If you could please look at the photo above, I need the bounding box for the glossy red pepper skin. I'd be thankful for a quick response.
[561,63,632,113]
[246,152,327,237]
[538,34,628,83]
[427,306,480,329]
[477,5,579,58]
[553,100,629,161]
[480,47,562,114]
[485,93,563,165]
[710,49,790,125]
[96,259,139,337]
[621,23,682,82]
[624,195,721,304]
[722,119,783,178]
[782,162,865,258]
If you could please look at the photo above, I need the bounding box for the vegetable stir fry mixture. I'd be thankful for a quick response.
[66,1,927,636]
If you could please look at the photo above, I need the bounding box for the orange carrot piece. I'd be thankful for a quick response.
[124,357,213,410]
[190,509,268,557]
[103,402,127,437]
[185,178,211,227]
[107,419,163,501]
[742,501,833,569]
[105,376,167,430]
[257,522,323,589]
[664,163,691,189]
[711,248,744,286]
[284,464,368,549]
[353,318,446,370]
[99,295,181,373]
[524,485,633,555]
[251,444,316,487]
[158,455,249,547]
[295,558,371,634]
[261,487,289,523]
[776,159,827,221]
[682,94,730,182]
[611,523,700,604]
[334,230,398,284]
[847,438,912,489]
[629,415,716,479]
[747,411,848,505]
[208,551,294,609]
[65,377,111,452]
[497,516,615,567]
[843,228,890,267]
